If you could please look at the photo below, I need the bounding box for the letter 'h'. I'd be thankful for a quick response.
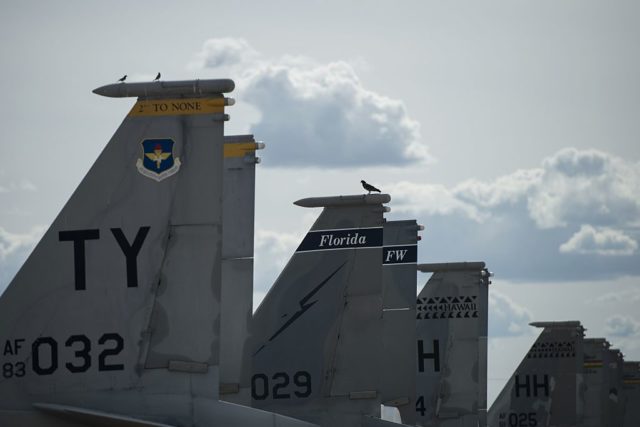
[417,339,440,372]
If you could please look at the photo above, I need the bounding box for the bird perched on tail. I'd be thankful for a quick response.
[154,72,161,81]
[118,74,127,82]
[361,180,381,194]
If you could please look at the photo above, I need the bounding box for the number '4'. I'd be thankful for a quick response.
[416,396,426,417]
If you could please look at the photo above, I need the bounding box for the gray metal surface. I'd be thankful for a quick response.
[220,135,261,406]
[607,348,624,427]
[0,81,318,427]
[582,338,612,426]
[251,194,388,426]
[380,220,419,424]
[415,263,490,427]
[488,321,585,427]
[622,361,640,427]
[361,415,414,427]
[222,135,260,258]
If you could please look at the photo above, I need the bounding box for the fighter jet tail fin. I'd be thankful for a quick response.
[487,321,584,427]
[219,135,263,406]
[0,80,241,424]
[251,194,390,426]
[415,262,490,427]
[622,361,640,427]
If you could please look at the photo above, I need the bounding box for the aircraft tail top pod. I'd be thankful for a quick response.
[415,262,490,427]
[0,80,315,426]
[488,321,585,427]
[251,194,416,427]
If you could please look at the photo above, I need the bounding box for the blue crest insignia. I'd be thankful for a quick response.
[136,138,181,181]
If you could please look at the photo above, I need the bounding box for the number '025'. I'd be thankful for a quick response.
[29,333,124,376]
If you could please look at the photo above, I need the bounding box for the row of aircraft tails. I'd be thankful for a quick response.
[0,79,637,427]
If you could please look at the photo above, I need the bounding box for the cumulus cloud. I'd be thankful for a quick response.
[489,290,533,337]
[454,168,544,210]
[253,229,303,294]
[0,180,37,193]
[190,38,429,168]
[605,315,640,337]
[385,181,486,222]
[559,225,637,256]
[189,38,258,70]
[390,148,640,232]
[592,288,640,304]
[528,148,640,229]
[388,148,640,268]
[0,225,46,293]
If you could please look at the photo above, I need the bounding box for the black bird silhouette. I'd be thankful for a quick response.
[154,72,161,81]
[361,180,381,194]
[118,75,127,83]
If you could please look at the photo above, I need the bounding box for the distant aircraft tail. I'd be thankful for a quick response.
[608,348,625,427]
[582,338,626,427]
[622,361,640,427]
[582,338,611,426]
[0,80,316,427]
[415,262,490,427]
[251,194,391,426]
[487,321,585,427]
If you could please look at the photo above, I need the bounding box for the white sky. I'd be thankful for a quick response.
[1,0,639,409]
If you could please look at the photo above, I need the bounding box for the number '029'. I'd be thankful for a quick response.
[251,371,312,400]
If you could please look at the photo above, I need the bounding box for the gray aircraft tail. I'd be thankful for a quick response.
[380,220,420,424]
[0,80,315,427]
[582,339,626,427]
[219,135,264,405]
[608,348,625,427]
[582,337,617,427]
[622,361,640,427]
[251,194,396,426]
[415,262,490,427]
[487,321,585,427]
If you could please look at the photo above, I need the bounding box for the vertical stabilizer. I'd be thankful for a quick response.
[488,321,584,427]
[415,262,490,427]
[607,348,624,427]
[582,338,612,426]
[0,79,233,424]
[622,361,640,427]
[219,135,263,405]
[380,220,419,424]
[251,194,389,426]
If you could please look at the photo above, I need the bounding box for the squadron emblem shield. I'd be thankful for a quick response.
[136,138,181,181]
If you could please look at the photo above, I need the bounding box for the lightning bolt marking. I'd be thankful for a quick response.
[254,261,347,356]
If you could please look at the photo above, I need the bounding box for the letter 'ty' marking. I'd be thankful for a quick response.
[111,226,150,288]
